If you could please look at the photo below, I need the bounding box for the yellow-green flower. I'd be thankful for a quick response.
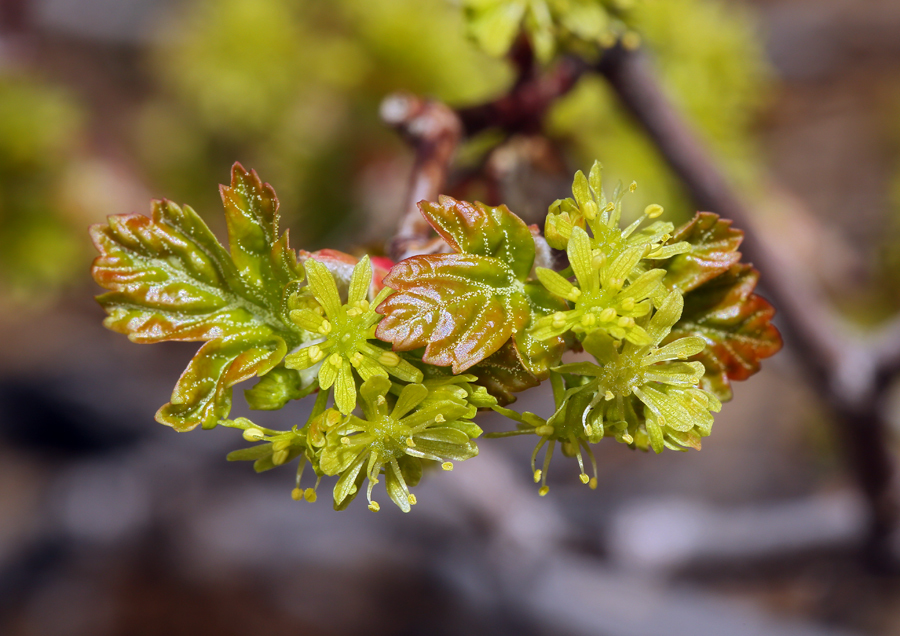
[285,256,422,414]
[532,225,664,344]
[556,289,721,453]
[320,377,482,512]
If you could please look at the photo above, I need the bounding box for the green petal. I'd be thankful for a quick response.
[622,269,665,302]
[334,358,357,415]
[643,361,705,386]
[226,443,273,462]
[572,170,591,210]
[645,418,664,454]
[536,267,577,299]
[646,289,684,345]
[568,226,596,292]
[318,355,338,389]
[386,357,424,383]
[352,353,388,381]
[412,438,478,461]
[290,308,326,333]
[305,258,342,319]
[634,384,712,433]
[284,344,324,371]
[385,459,411,513]
[348,255,372,306]
[644,336,706,364]
[333,452,367,506]
[392,384,429,420]
[604,245,644,289]
[359,376,392,418]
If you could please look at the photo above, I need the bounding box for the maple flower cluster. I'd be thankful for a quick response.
[489,162,725,493]
[89,161,780,513]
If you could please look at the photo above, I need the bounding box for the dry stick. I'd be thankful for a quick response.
[380,93,463,262]
[597,44,898,568]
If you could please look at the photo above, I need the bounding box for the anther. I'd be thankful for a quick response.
[551,312,567,329]
[622,433,634,444]
[376,395,387,405]
[567,288,582,301]
[535,425,555,437]
[620,298,635,311]
[318,320,332,335]
[378,351,400,367]
[308,345,324,363]
[328,353,342,367]
[435,414,445,423]
[644,204,663,219]
[341,436,351,446]
[589,477,598,490]
[368,501,381,512]
[272,449,289,465]
[579,474,590,485]
[406,438,416,448]
[350,352,364,366]
[605,390,614,401]
[291,487,303,501]
[408,494,418,505]
[273,439,291,451]
[304,488,317,503]
[629,181,637,193]
[533,469,542,483]
[539,486,550,497]
[243,428,265,442]
[581,313,596,327]
[599,308,616,322]
[441,462,454,471]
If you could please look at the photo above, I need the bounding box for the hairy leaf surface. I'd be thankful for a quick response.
[470,341,540,405]
[378,196,548,373]
[668,263,781,401]
[656,212,743,293]
[91,163,304,430]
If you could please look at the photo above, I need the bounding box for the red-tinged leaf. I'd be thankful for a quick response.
[157,331,287,431]
[92,203,254,342]
[656,212,743,293]
[91,164,305,430]
[668,264,782,401]
[470,340,540,406]
[418,196,534,279]
[376,253,531,373]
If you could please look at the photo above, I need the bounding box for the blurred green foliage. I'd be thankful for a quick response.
[137,0,510,247]
[462,0,636,62]
[548,0,769,221]
[0,0,767,303]
[0,75,85,301]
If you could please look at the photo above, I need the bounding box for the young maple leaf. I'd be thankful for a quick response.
[91,164,304,431]
[375,195,565,374]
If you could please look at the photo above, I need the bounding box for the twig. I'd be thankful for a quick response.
[597,44,899,568]
[380,93,462,261]
[457,55,589,137]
